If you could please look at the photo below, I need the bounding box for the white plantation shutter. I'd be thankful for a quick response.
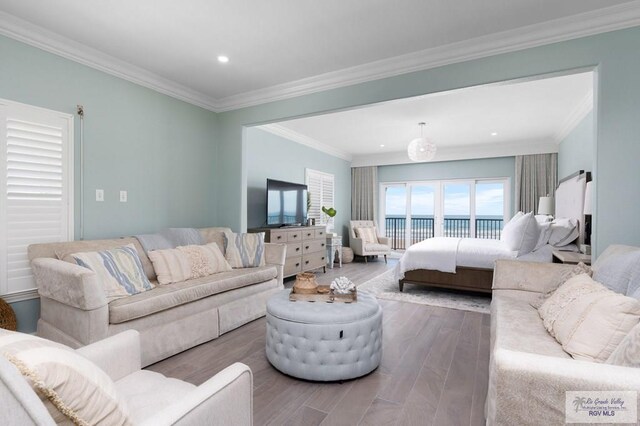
[0,100,73,299]
[305,169,335,230]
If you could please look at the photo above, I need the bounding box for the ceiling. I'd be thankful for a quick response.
[0,1,638,111]
[261,71,594,165]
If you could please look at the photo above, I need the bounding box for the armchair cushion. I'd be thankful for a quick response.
[0,329,132,425]
[364,243,391,253]
[354,227,378,244]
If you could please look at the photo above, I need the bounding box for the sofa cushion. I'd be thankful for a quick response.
[199,227,232,254]
[108,265,278,324]
[539,274,640,362]
[492,292,571,359]
[148,243,232,285]
[0,329,132,425]
[607,322,640,367]
[593,250,640,295]
[115,370,195,424]
[224,232,266,268]
[72,244,155,302]
[50,237,157,281]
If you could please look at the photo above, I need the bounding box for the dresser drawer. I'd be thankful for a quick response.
[269,231,287,243]
[284,258,302,277]
[302,252,326,270]
[286,242,302,258]
[287,231,302,242]
[302,239,326,254]
[301,228,315,240]
[314,229,326,239]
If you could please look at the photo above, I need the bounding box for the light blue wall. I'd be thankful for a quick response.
[217,27,640,258]
[245,127,351,238]
[558,111,594,179]
[378,157,516,216]
[0,35,219,240]
[0,35,219,332]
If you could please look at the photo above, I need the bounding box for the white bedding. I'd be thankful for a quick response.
[395,237,554,279]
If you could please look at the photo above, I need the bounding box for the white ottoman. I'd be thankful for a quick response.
[265,290,382,381]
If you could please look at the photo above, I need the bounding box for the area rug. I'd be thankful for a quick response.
[358,269,491,314]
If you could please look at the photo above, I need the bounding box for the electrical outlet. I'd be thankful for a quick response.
[96,189,104,202]
[120,190,127,202]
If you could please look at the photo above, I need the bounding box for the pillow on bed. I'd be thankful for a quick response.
[548,218,579,247]
[535,214,553,224]
[501,211,540,256]
[534,221,553,251]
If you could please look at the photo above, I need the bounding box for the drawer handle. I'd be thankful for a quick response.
[277,236,282,240]
[296,247,300,252]
[321,243,325,247]
[307,233,312,236]
[305,246,310,249]
[295,263,300,267]
[321,257,325,261]
[305,260,309,265]
[293,235,297,238]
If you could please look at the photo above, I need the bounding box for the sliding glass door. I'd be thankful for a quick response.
[381,178,509,249]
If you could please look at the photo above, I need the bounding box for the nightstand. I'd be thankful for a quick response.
[552,250,591,265]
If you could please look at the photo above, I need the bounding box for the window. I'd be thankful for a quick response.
[0,99,73,301]
[305,169,335,229]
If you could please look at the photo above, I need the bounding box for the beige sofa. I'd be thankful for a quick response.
[28,227,286,366]
[488,246,640,425]
[0,330,252,426]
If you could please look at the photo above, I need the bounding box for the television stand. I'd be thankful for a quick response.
[249,225,327,277]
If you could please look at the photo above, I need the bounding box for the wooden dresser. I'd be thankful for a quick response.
[249,226,327,278]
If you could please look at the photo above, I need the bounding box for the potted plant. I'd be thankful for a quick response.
[322,206,336,233]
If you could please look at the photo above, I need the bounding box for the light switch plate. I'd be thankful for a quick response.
[120,190,127,202]
[96,189,104,202]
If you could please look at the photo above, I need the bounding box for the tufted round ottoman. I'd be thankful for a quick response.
[265,290,382,381]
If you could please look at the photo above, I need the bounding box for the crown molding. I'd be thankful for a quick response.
[351,138,559,167]
[1,288,39,304]
[216,2,640,111]
[0,11,220,112]
[1,4,640,113]
[555,90,594,142]
[258,124,353,161]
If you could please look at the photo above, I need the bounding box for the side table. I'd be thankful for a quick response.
[326,235,342,268]
[552,250,591,265]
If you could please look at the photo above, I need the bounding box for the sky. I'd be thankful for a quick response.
[385,182,504,217]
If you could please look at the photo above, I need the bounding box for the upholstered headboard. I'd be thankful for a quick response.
[555,170,591,245]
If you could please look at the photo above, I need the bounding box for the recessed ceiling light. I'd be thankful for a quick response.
[491,132,498,136]
[217,55,229,63]
[380,144,385,148]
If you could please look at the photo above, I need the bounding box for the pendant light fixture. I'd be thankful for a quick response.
[407,122,436,162]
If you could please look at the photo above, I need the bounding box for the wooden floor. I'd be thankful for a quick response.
[147,258,490,426]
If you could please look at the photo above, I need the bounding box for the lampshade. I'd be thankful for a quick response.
[538,196,554,216]
[584,181,593,215]
[407,122,437,162]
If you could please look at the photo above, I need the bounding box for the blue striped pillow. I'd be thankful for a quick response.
[223,233,265,268]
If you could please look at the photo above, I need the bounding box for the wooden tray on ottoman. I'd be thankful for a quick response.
[290,285,357,303]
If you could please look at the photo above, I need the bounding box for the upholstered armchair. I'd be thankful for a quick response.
[0,330,253,426]
[349,220,392,263]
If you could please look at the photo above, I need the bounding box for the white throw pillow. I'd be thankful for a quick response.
[535,214,553,224]
[538,274,640,362]
[548,218,579,247]
[500,211,540,256]
[534,221,553,251]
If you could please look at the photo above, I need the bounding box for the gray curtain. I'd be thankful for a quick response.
[351,166,378,221]
[515,153,558,213]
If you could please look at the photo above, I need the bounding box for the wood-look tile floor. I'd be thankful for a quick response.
[147,258,490,426]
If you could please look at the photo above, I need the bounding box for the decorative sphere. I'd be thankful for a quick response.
[407,137,436,161]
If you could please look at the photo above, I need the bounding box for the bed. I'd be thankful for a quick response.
[396,171,590,294]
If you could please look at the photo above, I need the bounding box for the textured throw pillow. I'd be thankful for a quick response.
[548,218,579,247]
[607,322,640,367]
[148,243,232,285]
[0,329,132,425]
[72,244,154,301]
[354,227,379,244]
[593,250,640,296]
[538,274,640,362]
[224,232,266,268]
[530,262,592,309]
[500,211,540,256]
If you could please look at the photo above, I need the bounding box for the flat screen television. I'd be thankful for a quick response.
[266,179,308,227]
